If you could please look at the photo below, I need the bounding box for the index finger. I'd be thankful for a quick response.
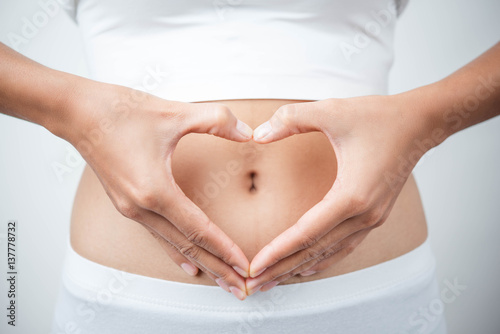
[158,185,250,277]
[248,187,356,277]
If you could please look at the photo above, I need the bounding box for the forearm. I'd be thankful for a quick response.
[0,42,85,139]
[404,41,500,145]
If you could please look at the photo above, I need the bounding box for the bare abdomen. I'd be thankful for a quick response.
[70,99,428,286]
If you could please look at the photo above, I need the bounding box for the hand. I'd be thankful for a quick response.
[65,81,253,299]
[245,94,435,295]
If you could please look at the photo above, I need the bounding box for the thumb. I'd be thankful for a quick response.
[185,102,253,142]
[253,101,324,143]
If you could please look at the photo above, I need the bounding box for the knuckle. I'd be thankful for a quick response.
[360,218,374,229]
[116,199,141,220]
[372,214,387,228]
[303,246,322,263]
[318,247,337,262]
[127,181,162,210]
[186,226,208,248]
[148,229,161,241]
[300,233,318,250]
[363,208,384,228]
[212,104,231,125]
[216,270,233,283]
[345,193,371,216]
[178,242,201,260]
[136,191,160,210]
[275,104,296,128]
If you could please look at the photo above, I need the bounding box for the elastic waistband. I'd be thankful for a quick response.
[62,238,436,313]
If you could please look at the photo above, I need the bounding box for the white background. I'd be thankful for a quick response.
[0,0,499,333]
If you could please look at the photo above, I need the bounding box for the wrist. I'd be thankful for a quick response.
[395,82,451,153]
[52,79,153,158]
[46,74,115,147]
[41,71,91,141]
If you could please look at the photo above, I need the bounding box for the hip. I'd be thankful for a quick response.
[52,236,445,334]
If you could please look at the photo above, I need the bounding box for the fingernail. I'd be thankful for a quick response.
[259,281,278,292]
[181,262,198,276]
[236,120,253,139]
[253,122,272,140]
[233,266,249,278]
[229,286,246,301]
[300,270,316,277]
[250,267,266,278]
[215,278,231,293]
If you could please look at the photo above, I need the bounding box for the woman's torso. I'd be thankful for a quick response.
[70,98,428,286]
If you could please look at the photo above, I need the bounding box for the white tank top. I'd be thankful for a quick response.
[64,0,409,102]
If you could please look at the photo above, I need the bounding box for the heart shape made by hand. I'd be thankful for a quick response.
[168,99,340,294]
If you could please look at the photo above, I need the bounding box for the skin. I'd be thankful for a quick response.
[245,41,500,293]
[0,42,253,296]
[1,41,499,300]
[70,98,427,301]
